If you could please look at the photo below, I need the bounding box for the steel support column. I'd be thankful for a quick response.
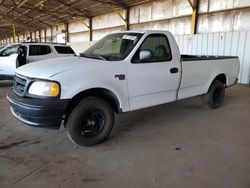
[0,24,16,43]
[12,24,16,42]
[65,23,69,43]
[82,18,93,41]
[89,17,93,41]
[126,7,130,30]
[39,30,42,42]
[30,32,32,42]
[188,0,200,34]
[50,26,53,42]
[44,29,47,42]
[112,6,129,30]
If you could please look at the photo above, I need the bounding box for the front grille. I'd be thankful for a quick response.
[14,75,27,95]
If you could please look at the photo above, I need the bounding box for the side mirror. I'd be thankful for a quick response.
[139,49,153,62]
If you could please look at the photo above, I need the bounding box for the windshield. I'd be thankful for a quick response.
[0,45,19,57]
[82,33,143,61]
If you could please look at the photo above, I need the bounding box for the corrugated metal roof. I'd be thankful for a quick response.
[0,0,151,38]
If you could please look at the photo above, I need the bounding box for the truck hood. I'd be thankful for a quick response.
[16,56,104,79]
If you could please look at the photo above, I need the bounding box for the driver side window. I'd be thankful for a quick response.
[132,34,172,63]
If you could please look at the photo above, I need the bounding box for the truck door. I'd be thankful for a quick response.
[0,45,19,78]
[127,33,181,110]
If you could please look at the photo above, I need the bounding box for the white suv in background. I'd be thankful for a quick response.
[0,43,76,80]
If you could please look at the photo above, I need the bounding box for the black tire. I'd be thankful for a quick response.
[65,97,114,146]
[202,80,225,109]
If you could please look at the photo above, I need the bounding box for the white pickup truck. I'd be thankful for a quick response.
[7,30,239,146]
[0,43,76,80]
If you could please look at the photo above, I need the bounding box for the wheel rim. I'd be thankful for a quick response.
[80,109,106,138]
[213,87,223,105]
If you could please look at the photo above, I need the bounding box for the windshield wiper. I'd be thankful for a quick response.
[95,54,107,60]
[80,53,107,61]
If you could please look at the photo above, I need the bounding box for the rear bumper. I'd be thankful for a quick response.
[226,78,238,88]
[7,88,69,129]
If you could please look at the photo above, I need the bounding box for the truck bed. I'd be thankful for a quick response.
[181,55,238,61]
[178,54,239,100]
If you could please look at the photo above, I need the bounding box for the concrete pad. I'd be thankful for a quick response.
[0,81,249,188]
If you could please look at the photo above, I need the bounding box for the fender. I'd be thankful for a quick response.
[205,73,227,93]
[69,86,124,113]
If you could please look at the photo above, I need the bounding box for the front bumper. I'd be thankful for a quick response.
[7,88,69,129]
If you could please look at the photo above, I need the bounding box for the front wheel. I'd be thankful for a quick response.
[65,97,114,146]
[203,80,225,109]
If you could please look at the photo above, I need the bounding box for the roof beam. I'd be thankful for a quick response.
[55,0,90,18]
[30,0,94,21]
[0,12,40,30]
[16,0,29,8]
[92,0,126,8]
[24,6,85,18]
[112,0,127,8]
[13,9,52,27]
[188,0,194,10]
[12,2,69,26]
[0,0,53,27]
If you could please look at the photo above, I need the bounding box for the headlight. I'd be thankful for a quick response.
[28,81,60,97]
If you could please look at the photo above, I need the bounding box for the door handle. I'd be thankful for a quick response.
[115,74,125,80]
[170,67,179,74]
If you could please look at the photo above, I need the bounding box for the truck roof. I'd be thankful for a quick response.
[111,30,172,35]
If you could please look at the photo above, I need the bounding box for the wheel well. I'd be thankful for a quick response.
[66,88,122,115]
[214,74,227,85]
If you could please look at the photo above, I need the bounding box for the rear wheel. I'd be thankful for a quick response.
[203,80,225,109]
[65,97,114,146]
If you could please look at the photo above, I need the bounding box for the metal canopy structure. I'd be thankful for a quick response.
[0,0,150,39]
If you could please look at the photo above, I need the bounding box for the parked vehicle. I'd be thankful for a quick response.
[0,44,19,80]
[7,30,240,146]
[0,42,76,80]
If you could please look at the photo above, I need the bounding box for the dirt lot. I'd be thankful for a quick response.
[0,81,249,188]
